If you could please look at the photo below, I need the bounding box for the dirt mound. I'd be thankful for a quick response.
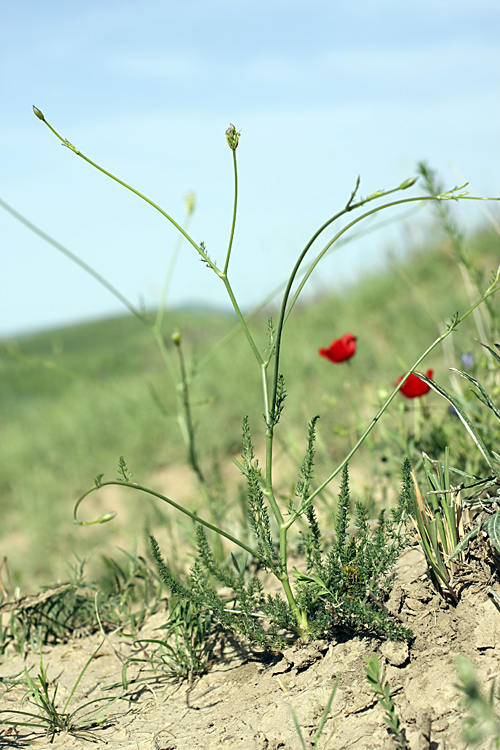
[1,547,500,750]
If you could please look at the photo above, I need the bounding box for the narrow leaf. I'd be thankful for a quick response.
[417,374,499,479]
[487,511,500,554]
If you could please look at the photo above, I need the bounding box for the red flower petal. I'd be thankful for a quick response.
[396,369,434,399]
[319,333,357,364]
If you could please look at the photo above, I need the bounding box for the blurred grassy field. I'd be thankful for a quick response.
[1,227,498,592]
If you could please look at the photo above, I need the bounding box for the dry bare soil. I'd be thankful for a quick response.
[2,547,500,750]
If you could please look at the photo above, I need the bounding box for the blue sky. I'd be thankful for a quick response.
[1,0,499,337]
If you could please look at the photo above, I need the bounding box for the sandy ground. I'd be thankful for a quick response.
[1,547,500,750]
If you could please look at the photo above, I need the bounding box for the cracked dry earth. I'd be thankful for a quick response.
[2,547,500,750]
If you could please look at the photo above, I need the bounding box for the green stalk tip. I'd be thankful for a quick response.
[226,123,241,150]
[33,106,45,121]
[185,192,195,215]
[399,176,418,190]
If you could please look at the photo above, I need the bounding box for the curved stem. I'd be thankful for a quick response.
[34,109,218,273]
[285,195,464,325]
[73,480,264,563]
[270,189,498,420]
[267,181,418,420]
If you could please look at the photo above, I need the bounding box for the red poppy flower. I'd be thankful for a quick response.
[396,369,434,398]
[319,333,357,363]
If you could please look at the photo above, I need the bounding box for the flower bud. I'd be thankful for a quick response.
[185,192,195,215]
[33,106,45,121]
[97,512,117,523]
[225,124,241,150]
[399,177,418,190]
[171,330,181,345]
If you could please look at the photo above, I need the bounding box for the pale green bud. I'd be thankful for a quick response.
[399,177,418,190]
[97,512,116,523]
[225,124,241,150]
[185,192,195,215]
[33,106,45,121]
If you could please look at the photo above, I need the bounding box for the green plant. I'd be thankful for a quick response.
[365,653,408,749]
[0,550,163,656]
[410,449,463,604]
[124,593,215,685]
[97,546,164,636]
[292,459,413,640]
[411,342,500,602]
[293,677,339,749]
[419,162,499,344]
[33,107,500,643]
[456,656,500,748]
[0,641,120,741]
[1,230,497,594]
[147,459,412,647]
[0,562,103,657]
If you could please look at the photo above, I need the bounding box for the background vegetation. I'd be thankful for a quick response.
[1,225,498,592]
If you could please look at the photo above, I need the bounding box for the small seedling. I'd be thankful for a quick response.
[365,653,408,749]
[293,677,339,750]
[0,640,121,741]
[125,594,216,684]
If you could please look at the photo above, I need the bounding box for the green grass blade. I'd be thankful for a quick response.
[63,638,105,714]
[313,677,340,748]
[418,374,499,479]
[487,512,500,554]
[292,709,307,750]
[481,342,500,367]
[447,522,485,560]
[450,368,500,422]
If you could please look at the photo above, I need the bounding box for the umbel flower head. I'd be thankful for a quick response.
[319,333,357,363]
[396,369,433,398]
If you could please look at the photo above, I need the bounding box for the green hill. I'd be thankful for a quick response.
[1,227,498,591]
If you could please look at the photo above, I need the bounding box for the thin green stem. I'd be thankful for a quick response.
[155,194,195,332]
[272,186,500,421]
[150,326,189,440]
[0,198,145,323]
[263,426,284,525]
[62,639,104,714]
[172,334,210,495]
[271,189,493,420]
[268,180,424,419]
[224,149,238,275]
[278,569,308,632]
[33,109,268,373]
[33,108,217,272]
[220,274,264,365]
[284,268,500,529]
[73,480,263,563]
[284,193,493,327]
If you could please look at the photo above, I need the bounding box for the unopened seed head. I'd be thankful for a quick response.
[225,124,241,150]
[399,177,418,190]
